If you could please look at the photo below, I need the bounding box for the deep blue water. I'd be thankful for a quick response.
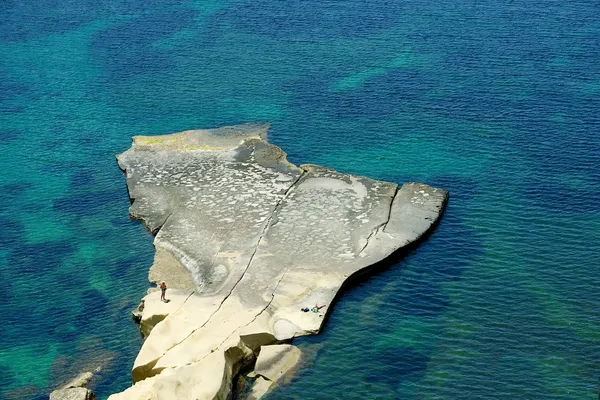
[1,0,599,399]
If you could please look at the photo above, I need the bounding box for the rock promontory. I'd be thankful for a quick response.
[111,123,448,399]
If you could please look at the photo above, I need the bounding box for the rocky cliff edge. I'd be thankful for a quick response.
[111,123,448,399]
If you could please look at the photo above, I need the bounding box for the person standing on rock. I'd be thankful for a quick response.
[160,281,167,302]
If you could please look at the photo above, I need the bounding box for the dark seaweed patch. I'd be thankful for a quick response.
[366,347,430,383]
[0,69,29,102]
[0,217,24,249]
[0,129,21,143]
[8,240,75,274]
[70,169,96,189]
[215,0,403,41]
[53,189,122,215]
[0,0,98,42]
[91,8,198,82]
[518,122,600,214]
[0,183,31,199]
[523,181,600,214]
[110,218,133,228]
[0,0,187,43]
[427,175,479,203]
[1,384,42,400]
[0,366,16,387]
[414,211,482,281]
[107,257,138,280]
[80,289,109,312]
[283,67,433,119]
[390,278,450,317]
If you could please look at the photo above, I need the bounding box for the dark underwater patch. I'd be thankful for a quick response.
[403,177,484,281]
[53,189,122,215]
[108,257,139,280]
[0,0,187,43]
[0,129,22,143]
[0,366,16,387]
[1,384,43,400]
[426,175,479,203]
[8,240,75,274]
[40,302,80,342]
[52,321,80,344]
[366,347,430,384]
[80,289,109,316]
[0,71,29,103]
[517,121,600,213]
[0,0,99,43]
[91,8,198,82]
[416,214,481,281]
[49,355,76,387]
[70,169,96,189]
[0,217,25,249]
[523,181,600,214]
[110,217,133,228]
[215,0,403,41]
[0,182,32,199]
[283,67,433,120]
[391,278,450,317]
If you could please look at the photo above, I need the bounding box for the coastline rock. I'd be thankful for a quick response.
[249,377,273,400]
[134,289,194,337]
[111,123,448,399]
[250,344,301,382]
[248,344,301,399]
[60,372,94,389]
[50,371,96,400]
[49,387,96,400]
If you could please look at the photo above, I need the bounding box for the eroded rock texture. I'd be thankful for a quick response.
[111,123,448,400]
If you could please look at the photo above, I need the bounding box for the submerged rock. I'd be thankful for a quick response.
[49,387,95,400]
[60,372,94,389]
[111,123,448,400]
[49,371,96,400]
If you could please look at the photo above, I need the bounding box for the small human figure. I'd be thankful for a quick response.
[160,281,167,302]
[311,304,326,313]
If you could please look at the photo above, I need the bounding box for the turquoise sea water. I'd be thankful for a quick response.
[1,0,599,399]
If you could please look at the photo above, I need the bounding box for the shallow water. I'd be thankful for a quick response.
[1,0,599,399]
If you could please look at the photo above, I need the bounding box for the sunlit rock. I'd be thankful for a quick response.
[111,123,448,400]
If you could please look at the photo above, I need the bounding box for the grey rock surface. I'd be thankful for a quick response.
[59,371,93,389]
[50,387,95,400]
[110,123,448,400]
[250,344,301,382]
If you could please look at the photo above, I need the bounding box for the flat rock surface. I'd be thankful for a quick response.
[111,123,448,400]
[59,371,93,389]
[50,387,95,400]
[251,344,301,382]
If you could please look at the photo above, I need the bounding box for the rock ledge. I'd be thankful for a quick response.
[111,123,448,400]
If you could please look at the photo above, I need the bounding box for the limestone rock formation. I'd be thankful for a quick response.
[248,344,302,399]
[111,123,448,400]
[50,371,96,400]
[49,388,95,400]
[251,344,301,382]
[61,372,94,389]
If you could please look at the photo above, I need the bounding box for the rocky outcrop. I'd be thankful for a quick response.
[50,388,95,400]
[61,372,94,389]
[111,123,448,400]
[248,344,302,399]
[50,372,96,400]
